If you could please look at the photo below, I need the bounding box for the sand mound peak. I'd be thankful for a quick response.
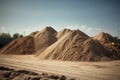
[57,29,88,39]
[41,26,57,33]
[93,32,116,42]
[29,31,39,37]
[34,27,56,38]
[56,29,72,39]
[60,28,71,32]
[71,29,89,37]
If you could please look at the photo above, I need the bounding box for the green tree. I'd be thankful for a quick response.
[13,33,20,39]
[12,33,24,39]
[0,33,11,38]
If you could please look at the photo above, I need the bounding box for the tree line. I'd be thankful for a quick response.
[0,33,23,39]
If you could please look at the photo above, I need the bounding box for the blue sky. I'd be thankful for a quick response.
[0,0,120,37]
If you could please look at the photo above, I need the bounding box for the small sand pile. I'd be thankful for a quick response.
[79,38,113,61]
[0,26,57,55]
[0,36,35,54]
[93,32,120,60]
[56,29,88,39]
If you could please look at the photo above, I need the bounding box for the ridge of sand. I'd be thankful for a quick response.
[93,32,116,42]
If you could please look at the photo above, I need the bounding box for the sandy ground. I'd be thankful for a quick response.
[0,55,120,80]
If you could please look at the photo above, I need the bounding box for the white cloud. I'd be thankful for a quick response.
[64,25,103,36]
[65,25,102,32]
[80,25,92,32]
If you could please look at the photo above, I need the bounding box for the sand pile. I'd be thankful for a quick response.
[0,36,35,54]
[33,27,57,55]
[93,32,120,59]
[37,29,115,61]
[0,27,119,61]
[0,27,57,55]
[79,38,114,61]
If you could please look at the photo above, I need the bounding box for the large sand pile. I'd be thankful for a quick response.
[37,29,116,61]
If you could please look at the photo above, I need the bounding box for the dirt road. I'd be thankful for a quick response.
[0,55,120,80]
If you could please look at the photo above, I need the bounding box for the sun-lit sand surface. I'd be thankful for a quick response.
[0,55,120,80]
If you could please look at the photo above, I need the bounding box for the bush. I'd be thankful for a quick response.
[13,33,23,39]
